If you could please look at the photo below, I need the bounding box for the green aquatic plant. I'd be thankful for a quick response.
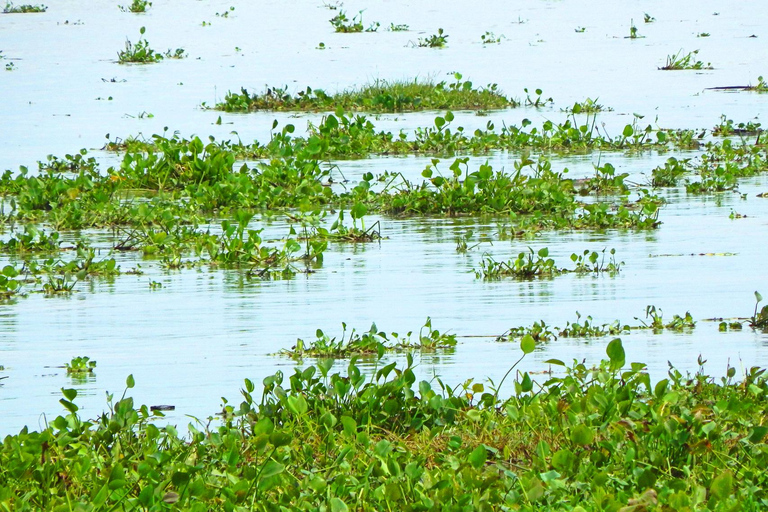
[563,97,612,114]
[0,264,22,298]
[216,74,515,112]
[660,49,711,70]
[570,248,622,274]
[65,356,96,374]
[712,116,762,137]
[476,247,622,279]
[387,22,408,31]
[5,339,768,510]
[751,291,768,328]
[415,28,448,48]
[651,157,690,187]
[637,305,695,331]
[329,9,363,32]
[480,31,503,44]
[281,318,456,358]
[117,26,186,63]
[643,12,655,23]
[118,0,150,13]
[3,2,46,12]
[523,87,553,107]
[628,19,642,39]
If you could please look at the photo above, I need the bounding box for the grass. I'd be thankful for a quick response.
[215,73,516,112]
[3,336,768,510]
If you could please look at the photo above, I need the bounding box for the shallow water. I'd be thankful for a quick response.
[1,0,768,434]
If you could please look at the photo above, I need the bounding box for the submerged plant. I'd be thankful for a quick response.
[660,49,712,70]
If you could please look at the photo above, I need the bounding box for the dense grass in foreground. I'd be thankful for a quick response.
[2,338,768,510]
[215,74,516,113]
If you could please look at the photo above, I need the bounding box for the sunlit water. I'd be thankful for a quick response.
[1,0,767,434]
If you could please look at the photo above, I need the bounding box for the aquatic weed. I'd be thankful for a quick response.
[660,49,712,70]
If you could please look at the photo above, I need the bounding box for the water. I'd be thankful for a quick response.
[1,0,767,434]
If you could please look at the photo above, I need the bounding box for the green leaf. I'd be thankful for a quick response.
[260,460,285,479]
[606,338,625,370]
[468,445,487,469]
[709,471,733,501]
[521,334,536,354]
[62,388,77,401]
[126,374,135,389]
[330,498,349,512]
[622,124,634,137]
[756,291,763,303]
[570,424,594,446]
[749,426,768,443]
[350,202,367,220]
[544,358,565,366]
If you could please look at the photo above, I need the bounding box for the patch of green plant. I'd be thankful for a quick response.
[0,225,60,254]
[117,27,186,64]
[713,116,762,137]
[6,336,768,510]
[523,87,553,107]
[0,264,22,299]
[281,317,457,358]
[5,61,15,71]
[751,291,768,328]
[387,22,408,31]
[628,19,643,39]
[65,356,96,374]
[476,247,622,279]
[414,28,448,48]
[660,49,712,70]
[563,97,612,114]
[118,0,150,13]
[644,12,655,23]
[480,31,503,44]
[329,10,364,32]
[651,157,690,187]
[697,32,710,37]
[637,305,696,331]
[215,6,234,17]
[3,2,46,12]
[216,73,515,112]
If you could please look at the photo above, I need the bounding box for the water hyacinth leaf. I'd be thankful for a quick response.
[606,338,625,370]
[468,445,487,469]
[756,291,763,303]
[260,460,285,479]
[126,374,135,389]
[749,426,768,443]
[350,202,367,219]
[570,424,594,445]
[62,388,77,401]
[544,358,566,366]
[709,471,733,501]
[521,334,536,354]
[330,498,349,512]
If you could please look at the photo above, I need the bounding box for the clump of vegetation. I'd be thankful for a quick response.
[637,305,696,331]
[5,337,768,510]
[712,116,762,137]
[651,157,690,187]
[3,2,47,12]
[118,0,150,13]
[281,318,457,358]
[748,75,768,92]
[216,73,515,112]
[65,356,96,374]
[117,26,186,64]
[751,291,768,328]
[329,10,365,32]
[476,247,622,279]
[387,22,408,31]
[480,31,503,44]
[644,12,655,23]
[627,19,643,39]
[414,28,448,48]
[563,97,612,114]
[660,49,712,70]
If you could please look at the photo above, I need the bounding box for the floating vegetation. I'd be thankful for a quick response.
[475,247,622,279]
[2,2,46,13]
[117,26,186,64]
[751,291,768,329]
[563,97,612,114]
[387,22,408,32]
[712,116,762,137]
[280,318,457,359]
[118,0,150,13]
[660,49,712,70]
[65,355,96,374]
[414,28,448,48]
[627,19,643,39]
[480,31,503,44]
[643,12,655,23]
[4,339,768,510]
[329,10,363,32]
[636,305,696,331]
[216,73,515,112]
